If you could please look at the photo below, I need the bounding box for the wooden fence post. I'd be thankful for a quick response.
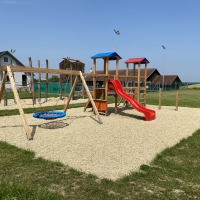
[38,60,41,102]
[158,88,162,110]
[175,91,178,111]
[45,59,48,102]
[29,57,36,104]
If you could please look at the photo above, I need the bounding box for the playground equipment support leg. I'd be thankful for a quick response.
[7,66,32,140]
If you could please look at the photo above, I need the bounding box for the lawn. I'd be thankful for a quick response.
[0,89,200,199]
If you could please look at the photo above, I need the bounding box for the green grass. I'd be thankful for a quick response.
[1,89,200,117]
[0,89,200,199]
[0,130,200,199]
[6,92,60,99]
[146,89,200,108]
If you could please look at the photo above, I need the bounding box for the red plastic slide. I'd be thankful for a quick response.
[108,79,156,121]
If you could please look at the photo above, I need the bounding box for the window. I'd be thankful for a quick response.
[4,57,8,62]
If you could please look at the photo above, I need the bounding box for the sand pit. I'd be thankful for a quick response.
[0,99,200,180]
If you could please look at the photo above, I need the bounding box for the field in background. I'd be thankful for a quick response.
[146,89,200,108]
[188,84,200,89]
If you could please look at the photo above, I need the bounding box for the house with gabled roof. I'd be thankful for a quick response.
[85,68,182,90]
[0,50,31,87]
[85,68,161,87]
[151,75,182,90]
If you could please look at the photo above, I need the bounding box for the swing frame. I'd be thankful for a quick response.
[0,65,103,140]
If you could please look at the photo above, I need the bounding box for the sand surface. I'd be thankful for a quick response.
[0,98,200,180]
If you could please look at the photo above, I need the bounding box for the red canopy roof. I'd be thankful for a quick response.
[125,57,149,64]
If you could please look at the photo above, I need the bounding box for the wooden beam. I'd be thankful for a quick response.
[105,58,109,115]
[116,59,119,80]
[118,75,145,78]
[7,66,32,140]
[93,59,96,99]
[45,60,49,102]
[125,63,129,90]
[29,57,36,104]
[133,63,136,86]
[83,73,109,77]
[0,71,7,103]
[175,91,178,111]
[63,75,78,112]
[144,63,147,105]
[159,88,162,110]
[2,66,80,75]
[79,71,103,124]
[137,63,140,102]
[38,60,41,101]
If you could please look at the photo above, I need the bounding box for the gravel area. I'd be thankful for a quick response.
[0,99,200,180]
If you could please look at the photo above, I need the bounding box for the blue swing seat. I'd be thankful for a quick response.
[33,111,66,120]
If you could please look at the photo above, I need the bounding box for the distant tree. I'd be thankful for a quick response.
[48,75,59,82]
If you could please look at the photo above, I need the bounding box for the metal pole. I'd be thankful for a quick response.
[114,29,120,53]
[162,45,165,90]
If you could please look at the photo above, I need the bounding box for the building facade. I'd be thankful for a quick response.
[0,51,31,88]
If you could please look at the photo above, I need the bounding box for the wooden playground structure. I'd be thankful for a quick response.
[0,52,153,140]
[84,52,150,115]
[59,57,85,99]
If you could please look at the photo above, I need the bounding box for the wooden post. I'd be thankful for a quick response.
[7,66,32,140]
[103,59,106,100]
[115,59,119,114]
[70,62,74,100]
[45,59,48,102]
[3,85,7,106]
[93,59,96,99]
[79,71,103,124]
[82,64,85,99]
[105,58,108,115]
[175,91,178,111]
[133,63,136,86]
[116,59,119,80]
[137,63,141,102]
[63,75,78,112]
[144,62,147,106]
[125,63,129,107]
[59,79,63,100]
[38,60,41,102]
[0,64,2,82]
[59,61,63,100]
[125,63,129,90]
[159,88,162,110]
[133,63,136,98]
[0,71,7,103]
[0,67,8,106]
[10,59,16,104]
[29,57,36,104]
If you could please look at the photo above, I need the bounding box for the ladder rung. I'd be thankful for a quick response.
[123,87,137,89]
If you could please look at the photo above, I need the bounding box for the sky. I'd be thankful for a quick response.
[1,0,200,82]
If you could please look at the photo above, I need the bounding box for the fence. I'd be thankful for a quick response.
[147,82,200,92]
[34,82,70,94]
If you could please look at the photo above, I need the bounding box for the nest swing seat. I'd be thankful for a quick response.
[33,111,66,120]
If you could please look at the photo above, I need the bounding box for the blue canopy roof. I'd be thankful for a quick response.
[91,52,122,60]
